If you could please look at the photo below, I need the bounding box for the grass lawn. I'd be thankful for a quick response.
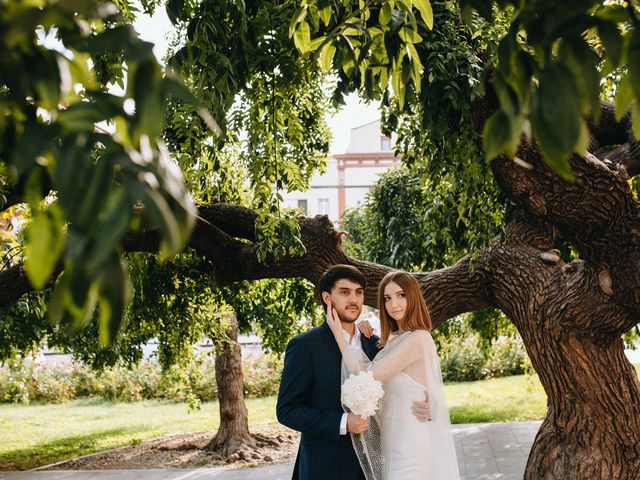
[0,396,276,470]
[2,366,638,470]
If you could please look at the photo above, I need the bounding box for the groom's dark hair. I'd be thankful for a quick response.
[315,264,367,310]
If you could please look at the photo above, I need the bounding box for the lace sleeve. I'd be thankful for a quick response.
[341,331,424,381]
[370,331,426,382]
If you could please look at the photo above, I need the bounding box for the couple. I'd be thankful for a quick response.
[277,264,459,480]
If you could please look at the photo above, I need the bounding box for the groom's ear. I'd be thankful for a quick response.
[321,291,331,305]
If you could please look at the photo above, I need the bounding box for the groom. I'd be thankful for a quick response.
[277,264,430,480]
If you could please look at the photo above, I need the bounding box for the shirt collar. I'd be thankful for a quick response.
[341,324,361,346]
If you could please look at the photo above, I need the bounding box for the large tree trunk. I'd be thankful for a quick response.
[478,206,640,479]
[525,338,640,479]
[206,314,255,456]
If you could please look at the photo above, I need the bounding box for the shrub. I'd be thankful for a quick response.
[484,336,529,378]
[440,333,533,382]
[440,335,487,382]
[0,352,284,404]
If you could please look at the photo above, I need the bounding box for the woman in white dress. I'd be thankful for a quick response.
[327,270,460,480]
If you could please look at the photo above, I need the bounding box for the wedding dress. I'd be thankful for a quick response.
[341,330,460,480]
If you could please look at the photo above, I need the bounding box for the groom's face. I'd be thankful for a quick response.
[323,279,364,323]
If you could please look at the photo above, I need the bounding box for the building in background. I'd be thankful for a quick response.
[283,119,400,223]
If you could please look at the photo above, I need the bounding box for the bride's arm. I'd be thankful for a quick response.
[369,330,429,382]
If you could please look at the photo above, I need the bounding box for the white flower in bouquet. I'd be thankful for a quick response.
[341,370,384,418]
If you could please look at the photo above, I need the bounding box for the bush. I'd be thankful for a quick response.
[440,336,487,382]
[440,334,532,382]
[1,336,530,403]
[0,352,283,404]
[484,336,530,378]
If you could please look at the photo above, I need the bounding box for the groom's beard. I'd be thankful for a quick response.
[336,307,361,323]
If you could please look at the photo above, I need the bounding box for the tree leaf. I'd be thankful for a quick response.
[293,20,311,54]
[24,203,66,290]
[483,110,513,160]
[413,0,434,30]
[598,20,623,67]
[319,4,331,27]
[289,6,308,39]
[380,2,393,25]
[319,42,336,71]
[165,0,185,26]
[530,62,581,178]
[614,74,634,121]
[97,255,131,347]
[628,28,640,104]
[128,181,182,259]
[85,188,132,276]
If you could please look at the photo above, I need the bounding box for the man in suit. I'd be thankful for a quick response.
[277,264,430,480]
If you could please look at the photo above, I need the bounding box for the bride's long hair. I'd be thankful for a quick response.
[378,271,432,346]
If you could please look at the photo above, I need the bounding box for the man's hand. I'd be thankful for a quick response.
[346,413,369,434]
[412,390,431,422]
[357,319,375,338]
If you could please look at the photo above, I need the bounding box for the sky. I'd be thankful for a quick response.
[132,6,380,154]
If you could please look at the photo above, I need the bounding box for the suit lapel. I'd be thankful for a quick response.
[319,322,341,358]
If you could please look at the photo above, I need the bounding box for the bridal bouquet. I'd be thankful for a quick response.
[341,370,384,417]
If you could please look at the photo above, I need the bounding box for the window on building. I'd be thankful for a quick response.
[318,198,330,215]
[381,136,391,151]
[297,199,308,215]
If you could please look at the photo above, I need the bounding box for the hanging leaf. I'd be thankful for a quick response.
[97,255,131,347]
[598,20,623,67]
[530,62,581,179]
[294,20,312,54]
[614,74,634,121]
[483,110,513,160]
[628,28,640,104]
[319,42,336,71]
[24,203,66,290]
[413,0,434,30]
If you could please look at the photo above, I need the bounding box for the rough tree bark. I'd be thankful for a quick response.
[2,102,640,478]
[206,314,281,458]
[206,314,254,456]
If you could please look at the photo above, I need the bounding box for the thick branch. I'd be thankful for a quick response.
[0,205,494,330]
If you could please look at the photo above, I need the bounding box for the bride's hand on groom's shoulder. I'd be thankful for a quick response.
[357,320,374,338]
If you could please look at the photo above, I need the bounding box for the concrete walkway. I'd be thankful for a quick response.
[0,421,541,480]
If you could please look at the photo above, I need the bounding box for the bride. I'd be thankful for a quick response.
[326,270,460,480]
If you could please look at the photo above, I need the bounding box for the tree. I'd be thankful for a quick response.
[3,0,640,478]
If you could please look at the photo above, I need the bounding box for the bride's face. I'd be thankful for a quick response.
[383,281,407,325]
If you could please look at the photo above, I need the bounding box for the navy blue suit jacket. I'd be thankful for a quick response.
[277,322,381,480]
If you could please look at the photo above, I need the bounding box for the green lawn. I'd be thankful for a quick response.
[2,367,639,470]
[0,396,277,470]
[447,373,547,423]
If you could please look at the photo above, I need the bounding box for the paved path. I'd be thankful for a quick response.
[0,421,541,480]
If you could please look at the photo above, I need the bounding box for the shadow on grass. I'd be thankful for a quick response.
[0,425,156,471]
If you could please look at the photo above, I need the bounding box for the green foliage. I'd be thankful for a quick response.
[0,0,197,342]
[0,353,283,405]
[440,332,531,382]
[290,0,640,175]
[0,339,534,404]
[0,292,51,361]
[342,159,503,272]
[166,1,334,261]
[460,0,640,174]
[38,252,320,369]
